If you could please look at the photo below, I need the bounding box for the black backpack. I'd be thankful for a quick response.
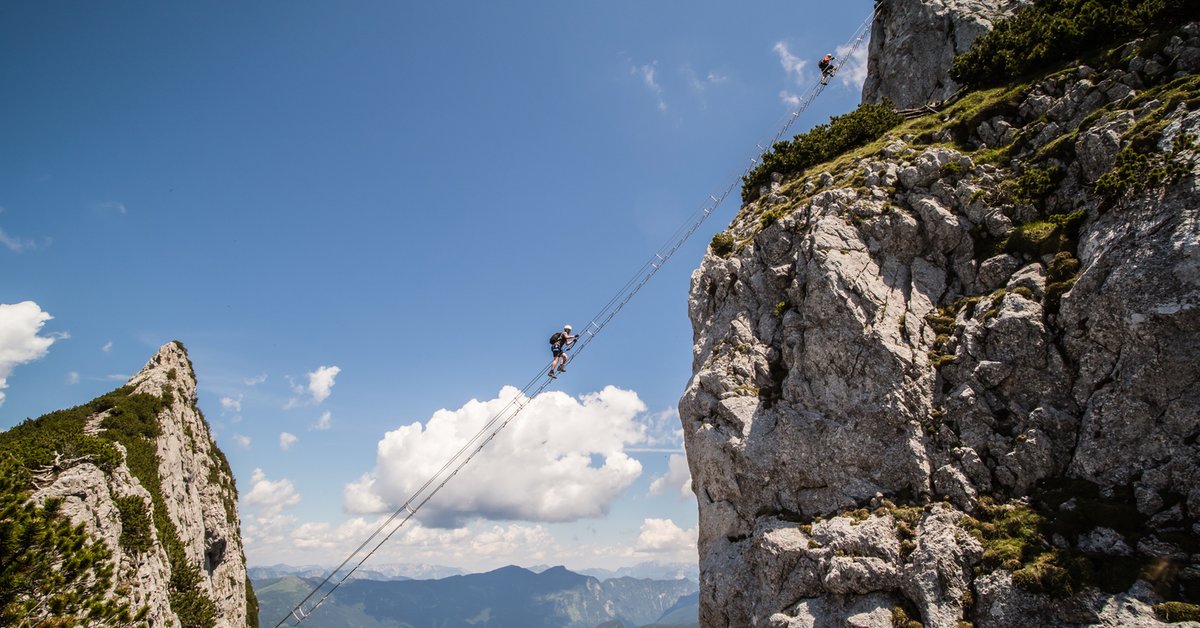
[549,332,563,346]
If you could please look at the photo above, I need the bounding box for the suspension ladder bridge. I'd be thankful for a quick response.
[275,9,879,626]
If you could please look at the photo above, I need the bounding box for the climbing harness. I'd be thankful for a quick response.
[274,8,880,626]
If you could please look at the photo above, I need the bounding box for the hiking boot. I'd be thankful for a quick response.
[548,370,557,379]
[557,366,566,373]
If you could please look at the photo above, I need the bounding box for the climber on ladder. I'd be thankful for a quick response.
[276,6,884,626]
[819,53,837,85]
[548,324,578,378]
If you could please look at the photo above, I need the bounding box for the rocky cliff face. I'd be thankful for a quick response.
[862,0,1029,108]
[30,342,252,626]
[682,13,1200,628]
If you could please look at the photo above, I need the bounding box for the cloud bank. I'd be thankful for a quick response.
[254,515,697,571]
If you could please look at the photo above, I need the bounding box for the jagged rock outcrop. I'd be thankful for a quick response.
[862,0,1029,109]
[682,18,1200,628]
[29,342,252,626]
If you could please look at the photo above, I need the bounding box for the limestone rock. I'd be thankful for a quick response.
[29,342,251,626]
[33,460,176,626]
[863,0,1030,109]
[683,18,1200,626]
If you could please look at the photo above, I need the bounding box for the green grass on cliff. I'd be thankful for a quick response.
[964,481,1198,602]
[1156,602,1200,622]
[963,498,1085,598]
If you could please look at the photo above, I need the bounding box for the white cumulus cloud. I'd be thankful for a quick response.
[314,410,332,430]
[280,432,298,450]
[635,518,697,554]
[835,39,871,91]
[344,385,648,527]
[649,454,693,500]
[288,365,341,407]
[0,302,67,406]
[66,371,80,385]
[234,434,252,448]
[243,468,301,517]
[307,365,340,403]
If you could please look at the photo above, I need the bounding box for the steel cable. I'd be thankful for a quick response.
[275,9,879,625]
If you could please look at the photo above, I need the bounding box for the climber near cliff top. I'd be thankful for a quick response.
[819,53,837,85]
[548,324,578,378]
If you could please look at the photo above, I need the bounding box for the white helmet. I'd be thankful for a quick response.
[564,324,573,331]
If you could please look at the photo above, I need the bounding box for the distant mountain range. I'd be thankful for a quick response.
[569,562,699,583]
[250,560,698,583]
[253,565,698,627]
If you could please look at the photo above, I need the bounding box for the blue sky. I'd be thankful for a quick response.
[1,1,874,573]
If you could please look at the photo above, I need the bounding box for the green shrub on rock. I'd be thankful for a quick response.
[743,102,903,202]
[950,0,1200,89]
[1095,132,1196,203]
[1003,211,1085,258]
[710,232,735,257]
[0,457,145,625]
